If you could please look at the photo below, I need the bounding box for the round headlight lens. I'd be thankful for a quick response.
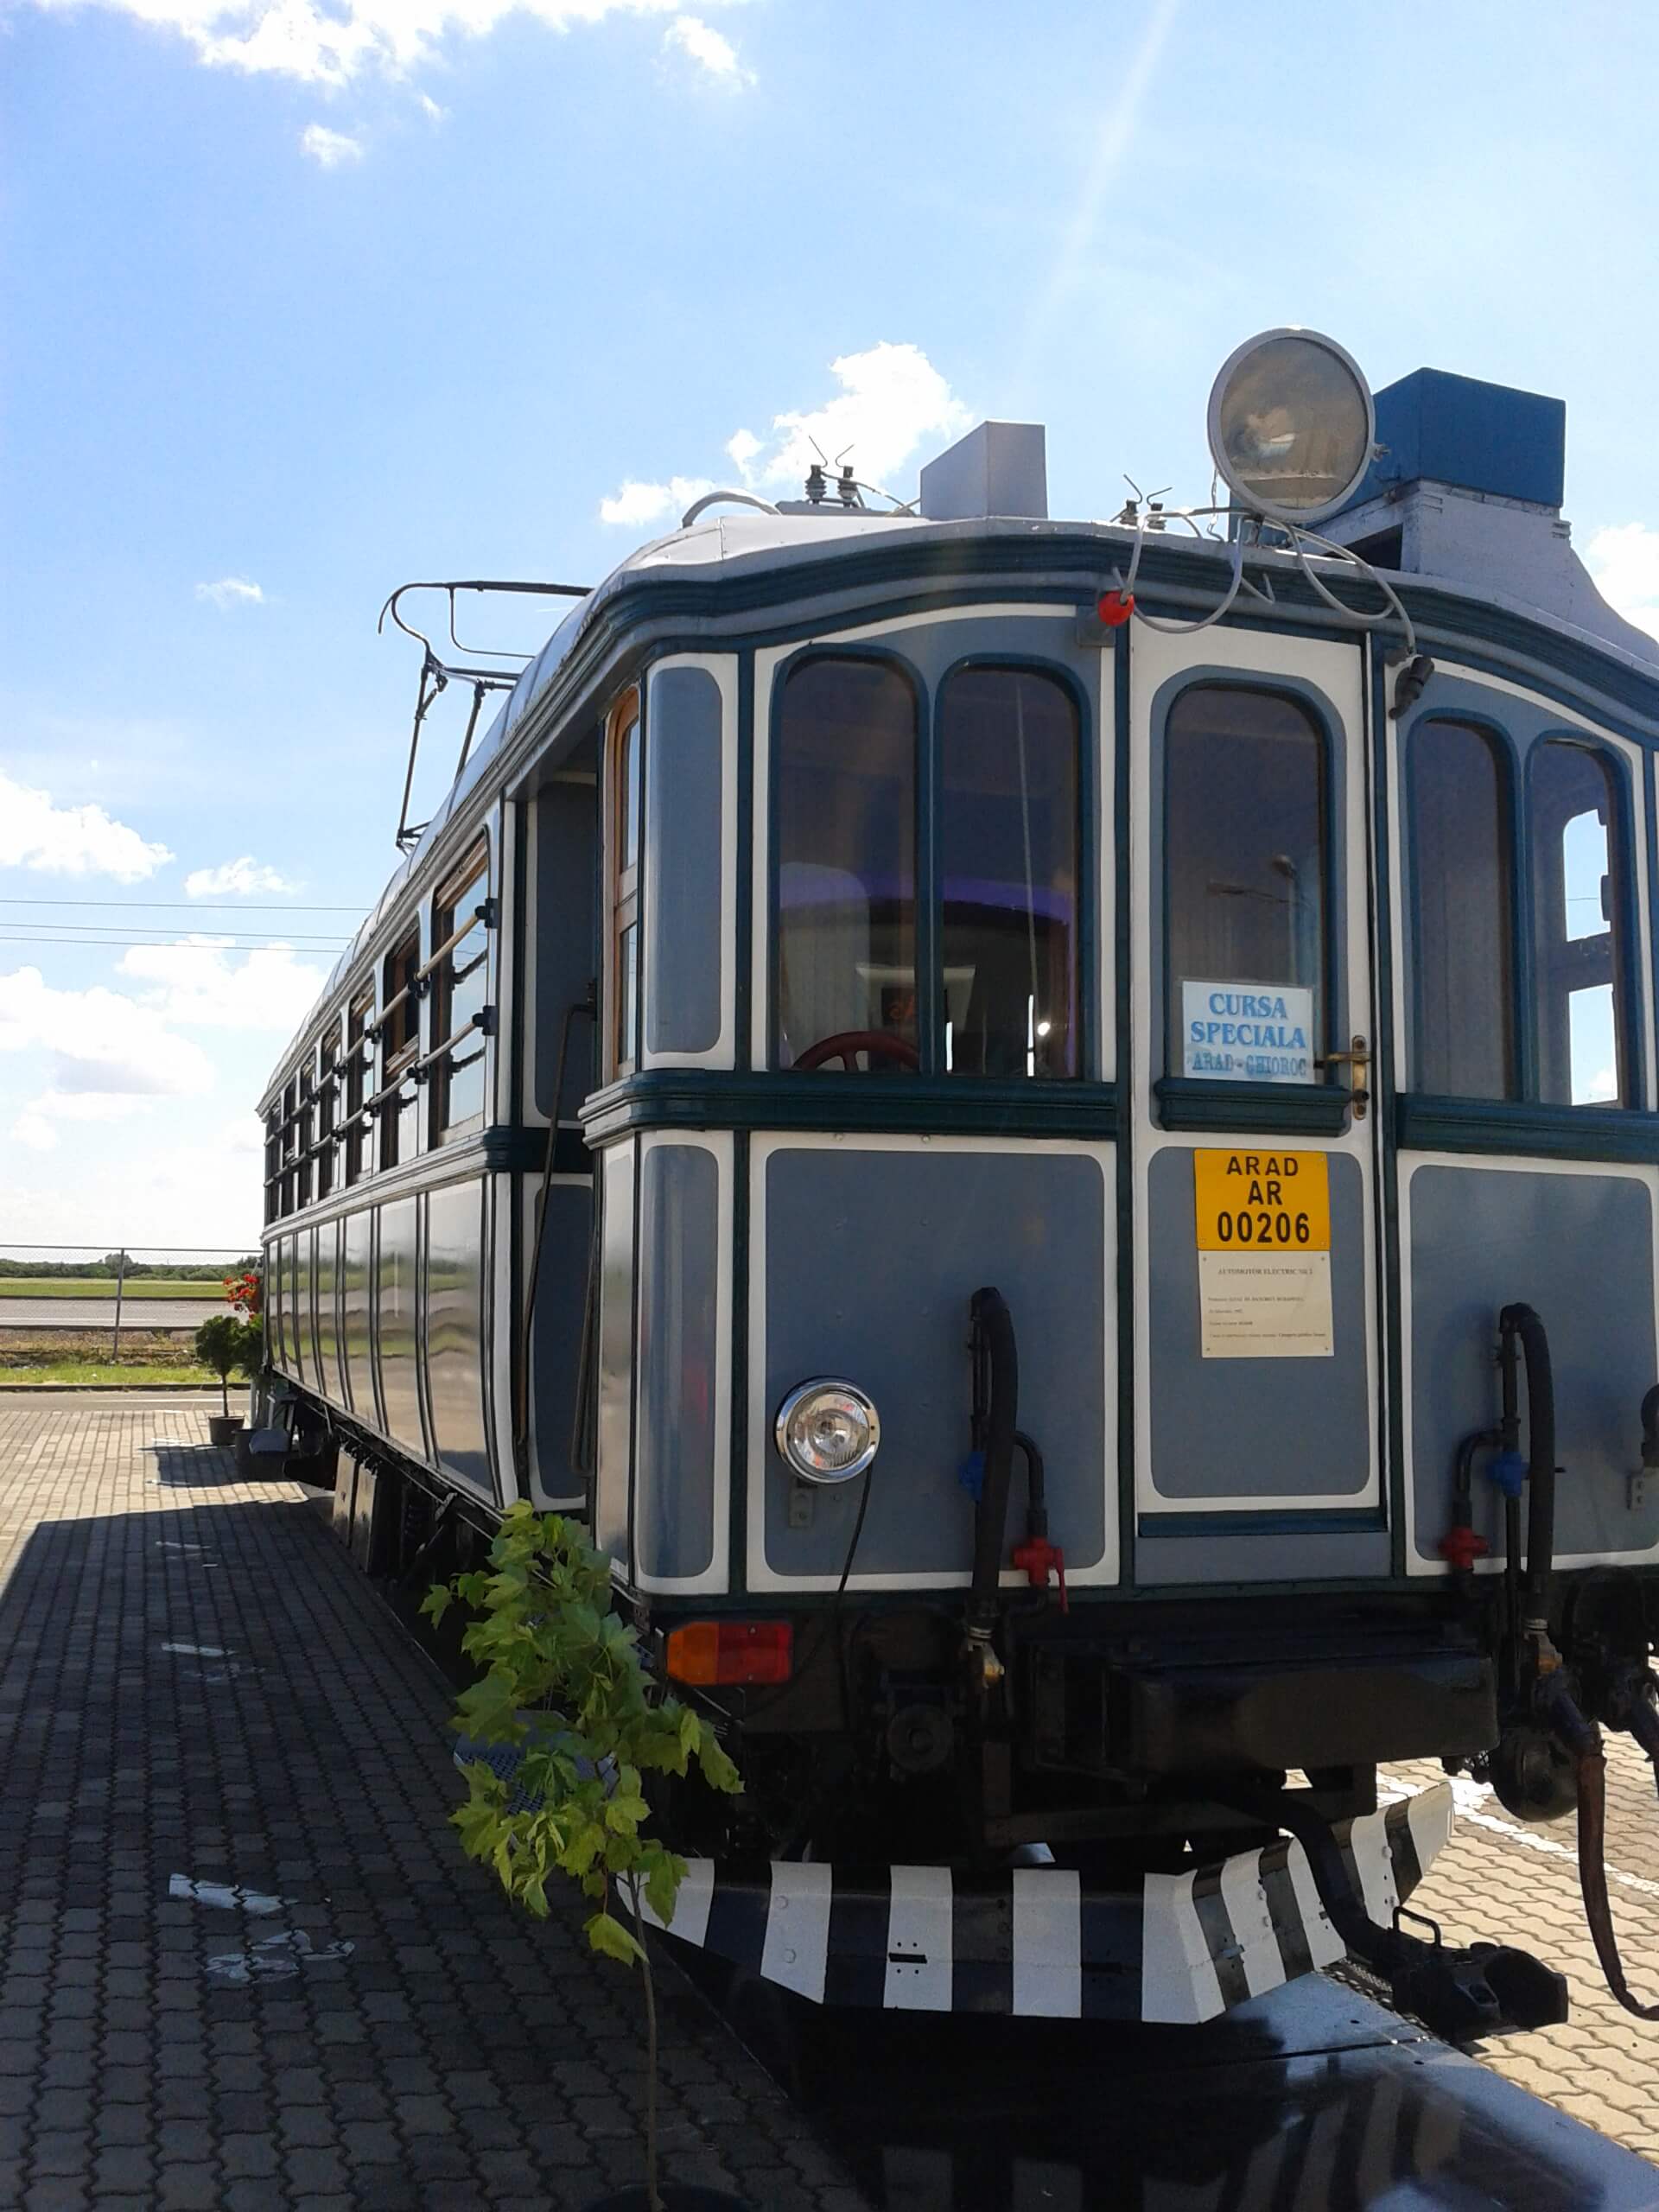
[774,1379,880,1485]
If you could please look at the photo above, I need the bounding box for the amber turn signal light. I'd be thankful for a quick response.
[664,1620,793,1687]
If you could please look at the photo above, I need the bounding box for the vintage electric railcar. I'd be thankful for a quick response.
[258,334,1659,2034]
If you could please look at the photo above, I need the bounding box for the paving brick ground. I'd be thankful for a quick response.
[0,1402,875,2212]
[1381,1739,1659,2170]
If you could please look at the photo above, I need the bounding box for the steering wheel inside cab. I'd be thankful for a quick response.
[791,1030,920,1072]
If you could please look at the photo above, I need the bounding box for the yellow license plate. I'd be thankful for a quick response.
[1193,1148,1331,1252]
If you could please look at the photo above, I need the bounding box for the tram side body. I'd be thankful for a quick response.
[257,518,1659,2022]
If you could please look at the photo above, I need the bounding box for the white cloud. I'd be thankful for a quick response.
[184,855,299,896]
[662,12,751,85]
[301,121,364,166]
[118,939,328,1031]
[598,474,715,527]
[1585,523,1659,643]
[598,343,971,525]
[0,767,172,881]
[728,342,972,495]
[196,576,265,608]
[0,966,216,1100]
[418,91,446,119]
[22,0,739,89]
[12,1091,156,1154]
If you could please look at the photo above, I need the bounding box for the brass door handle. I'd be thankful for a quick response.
[1316,1035,1370,1118]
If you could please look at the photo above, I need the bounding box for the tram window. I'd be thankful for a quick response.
[316,1033,337,1200]
[264,1108,281,1225]
[433,849,490,1137]
[280,1077,298,1217]
[609,697,642,1077]
[345,992,373,1185]
[1530,741,1628,1107]
[297,1069,315,1208]
[1411,721,1515,1099]
[938,667,1079,1077]
[1166,685,1326,1077]
[380,930,422,1167]
[775,656,918,1071]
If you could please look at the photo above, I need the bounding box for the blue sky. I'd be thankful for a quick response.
[5,0,1659,1248]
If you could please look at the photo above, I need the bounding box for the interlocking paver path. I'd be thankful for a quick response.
[0,1402,873,2212]
[1382,1739,1659,2169]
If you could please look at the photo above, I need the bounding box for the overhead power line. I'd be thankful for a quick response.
[0,897,367,912]
[0,931,349,952]
[0,921,352,944]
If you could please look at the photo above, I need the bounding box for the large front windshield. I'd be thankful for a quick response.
[774,657,918,1072]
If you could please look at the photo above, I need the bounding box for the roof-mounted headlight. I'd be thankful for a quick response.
[774,1379,880,1485]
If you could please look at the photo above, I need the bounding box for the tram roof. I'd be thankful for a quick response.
[268,500,1659,1096]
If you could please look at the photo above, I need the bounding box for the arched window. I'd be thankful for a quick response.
[773,657,918,1071]
[1166,685,1327,1080]
[1530,740,1630,1107]
[938,666,1080,1077]
[1410,721,1515,1098]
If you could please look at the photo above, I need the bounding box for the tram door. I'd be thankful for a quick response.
[1127,629,1387,1585]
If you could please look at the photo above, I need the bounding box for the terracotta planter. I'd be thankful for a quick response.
[208,1414,245,1446]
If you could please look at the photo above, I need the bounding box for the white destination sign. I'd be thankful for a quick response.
[1182,981,1315,1084]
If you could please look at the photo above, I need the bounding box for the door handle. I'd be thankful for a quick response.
[1317,1034,1370,1120]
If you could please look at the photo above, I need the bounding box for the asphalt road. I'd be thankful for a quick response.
[0,1297,224,1328]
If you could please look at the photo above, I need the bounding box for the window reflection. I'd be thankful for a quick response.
[775,658,918,1071]
[939,668,1079,1077]
[1166,686,1326,1077]
[1411,721,1515,1099]
[1531,741,1627,1107]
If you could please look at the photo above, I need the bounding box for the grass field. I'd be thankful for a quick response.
[0,1279,229,1300]
[0,1361,219,1388]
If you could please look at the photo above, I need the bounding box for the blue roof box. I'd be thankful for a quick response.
[1358,368,1565,510]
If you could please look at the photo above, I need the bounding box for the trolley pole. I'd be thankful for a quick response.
[110,1250,128,1364]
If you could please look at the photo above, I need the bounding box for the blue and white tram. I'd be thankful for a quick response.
[257,332,1659,2034]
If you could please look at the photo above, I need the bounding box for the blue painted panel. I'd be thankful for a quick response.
[1137,1526,1390,1586]
[1146,1147,1370,1502]
[593,1143,636,1567]
[645,667,723,1057]
[531,1183,593,1508]
[1370,369,1565,509]
[635,1145,720,1580]
[1408,1164,1659,1562]
[425,1181,493,1497]
[761,1147,1108,1580]
[377,1197,423,1457]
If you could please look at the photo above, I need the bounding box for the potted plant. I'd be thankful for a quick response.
[425,1505,749,2212]
[196,1313,260,1446]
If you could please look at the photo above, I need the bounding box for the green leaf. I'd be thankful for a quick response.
[420,1585,454,1625]
[696,1732,741,1794]
[584,1910,645,1967]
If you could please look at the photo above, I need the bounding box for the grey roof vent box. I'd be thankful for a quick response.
[918,421,1047,522]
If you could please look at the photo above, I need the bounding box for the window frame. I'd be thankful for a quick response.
[429,841,493,1142]
[315,1029,338,1200]
[1407,714,1521,1103]
[378,927,423,1169]
[607,689,643,1080]
[934,654,1088,1081]
[1524,732,1639,1110]
[1160,677,1337,1090]
[345,989,374,1185]
[1402,713,1643,1115]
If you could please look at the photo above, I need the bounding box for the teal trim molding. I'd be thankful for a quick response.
[1154,1077,1351,1135]
[581,1069,1120,1145]
[1397,1092,1659,1163]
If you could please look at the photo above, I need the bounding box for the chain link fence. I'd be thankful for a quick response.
[0,1243,259,1370]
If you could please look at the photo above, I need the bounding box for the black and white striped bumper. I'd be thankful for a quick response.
[640,1784,1453,2022]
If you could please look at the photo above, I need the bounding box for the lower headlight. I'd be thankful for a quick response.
[774,1378,880,1484]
